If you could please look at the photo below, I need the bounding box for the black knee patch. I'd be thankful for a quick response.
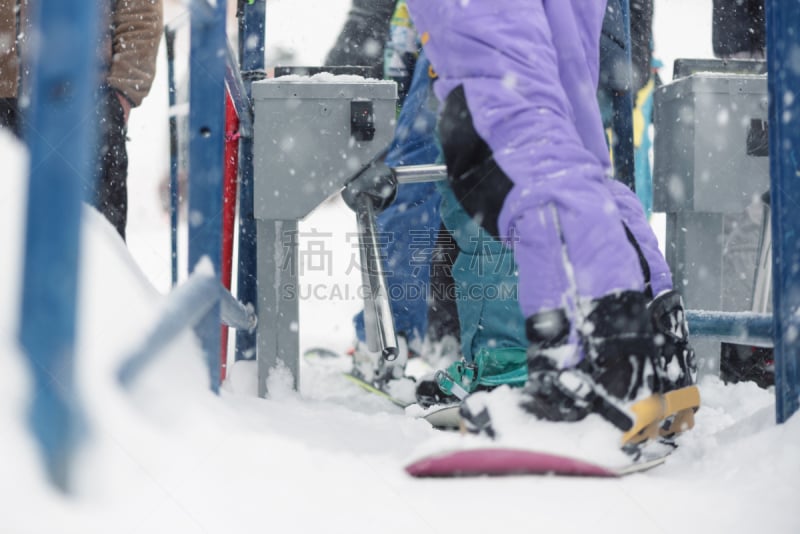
[439,85,513,239]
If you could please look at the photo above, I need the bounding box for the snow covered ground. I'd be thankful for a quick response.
[2,0,799,533]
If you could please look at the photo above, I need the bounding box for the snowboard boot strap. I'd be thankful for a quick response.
[649,289,698,391]
[433,348,528,400]
[435,369,471,400]
[524,362,664,446]
[622,394,667,446]
[520,309,596,423]
[621,385,701,446]
[458,393,497,439]
[659,385,701,437]
[415,376,459,408]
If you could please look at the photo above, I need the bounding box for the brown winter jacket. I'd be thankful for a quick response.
[0,0,18,98]
[0,0,162,107]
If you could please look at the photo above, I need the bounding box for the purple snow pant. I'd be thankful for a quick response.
[407,0,671,317]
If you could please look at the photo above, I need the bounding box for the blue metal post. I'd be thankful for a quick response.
[766,0,800,423]
[686,311,773,347]
[18,0,99,491]
[189,0,228,392]
[118,275,257,388]
[235,0,266,361]
[165,27,179,288]
[611,0,636,190]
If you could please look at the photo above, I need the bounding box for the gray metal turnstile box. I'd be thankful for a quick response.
[653,73,769,215]
[252,77,397,220]
[251,76,397,396]
[653,72,771,372]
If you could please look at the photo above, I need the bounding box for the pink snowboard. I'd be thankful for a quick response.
[405,447,665,478]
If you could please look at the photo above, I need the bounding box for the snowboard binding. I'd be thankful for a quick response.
[459,290,702,450]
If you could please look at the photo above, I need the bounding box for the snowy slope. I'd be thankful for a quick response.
[2,1,799,533]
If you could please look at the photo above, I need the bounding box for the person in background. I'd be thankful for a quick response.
[598,0,659,216]
[335,1,524,398]
[712,0,765,60]
[325,0,448,395]
[711,0,773,389]
[383,5,529,407]
[0,1,21,134]
[0,0,163,241]
[325,0,396,77]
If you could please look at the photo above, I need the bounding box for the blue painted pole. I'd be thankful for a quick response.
[765,0,800,423]
[611,0,636,190]
[225,41,253,134]
[686,310,773,347]
[118,273,257,388]
[235,0,266,361]
[166,27,179,288]
[18,0,99,491]
[189,0,228,392]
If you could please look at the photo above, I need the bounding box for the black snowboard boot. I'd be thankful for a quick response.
[461,291,660,443]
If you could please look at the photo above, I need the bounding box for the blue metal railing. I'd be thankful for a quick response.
[165,27,180,287]
[19,0,100,492]
[118,266,256,387]
[188,0,229,392]
[163,1,262,376]
[225,39,254,137]
[164,23,251,286]
[766,0,800,424]
[686,311,773,347]
[235,0,267,362]
[611,0,636,190]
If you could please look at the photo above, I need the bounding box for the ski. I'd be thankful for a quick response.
[341,372,413,408]
[303,347,413,408]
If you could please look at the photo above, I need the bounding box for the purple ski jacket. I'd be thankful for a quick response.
[406,0,671,318]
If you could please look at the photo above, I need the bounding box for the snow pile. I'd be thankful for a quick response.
[269,72,386,83]
[3,104,800,534]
